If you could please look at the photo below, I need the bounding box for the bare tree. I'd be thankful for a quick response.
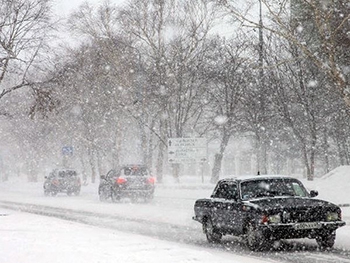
[0,0,52,104]
[200,36,250,182]
[215,0,350,107]
[119,0,218,182]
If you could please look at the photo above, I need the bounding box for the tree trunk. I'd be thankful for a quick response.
[211,153,223,183]
[172,163,180,183]
[322,128,330,174]
[301,137,316,181]
[80,156,88,185]
[97,150,103,178]
[156,120,166,183]
[111,129,121,168]
[211,130,231,183]
[88,146,97,183]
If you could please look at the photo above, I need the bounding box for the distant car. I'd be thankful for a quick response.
[44,169,81,196]
[193,175,346,251]
[98,164,156,202]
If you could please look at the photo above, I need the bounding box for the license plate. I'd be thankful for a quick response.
[294,222,321,230]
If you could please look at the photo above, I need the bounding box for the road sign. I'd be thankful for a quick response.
[62,146,74,156]
[168,138,207,163]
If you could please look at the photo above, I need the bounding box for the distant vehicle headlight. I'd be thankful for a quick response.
[326,212,339,221]
[268,214,281,224]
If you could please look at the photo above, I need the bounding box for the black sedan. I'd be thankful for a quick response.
[193,175,346,250]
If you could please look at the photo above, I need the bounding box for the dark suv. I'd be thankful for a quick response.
[98,164,156,202]
[44,169,81,196]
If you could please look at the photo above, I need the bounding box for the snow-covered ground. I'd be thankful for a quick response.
[0,208,270,263]
[1,166,350,262]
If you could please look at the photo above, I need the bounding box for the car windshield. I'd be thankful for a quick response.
[58,170,77,178]
[240,178,308,200]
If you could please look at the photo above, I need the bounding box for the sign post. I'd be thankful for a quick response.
[62,146,74,168]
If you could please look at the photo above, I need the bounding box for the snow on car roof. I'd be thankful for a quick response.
[221,174,295,182]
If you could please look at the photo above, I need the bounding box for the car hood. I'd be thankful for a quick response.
[246,197,337,211]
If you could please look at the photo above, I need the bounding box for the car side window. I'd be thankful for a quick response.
[291,182,307,197]
[213,183,238,200]
[122,168,131,176]
[106,170,117,179]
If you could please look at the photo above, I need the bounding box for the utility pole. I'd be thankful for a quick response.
[258,0,263,76]
[258,0,268,174]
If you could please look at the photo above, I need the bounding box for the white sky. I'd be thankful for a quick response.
[50,0,236,40]
[51,0,127,18]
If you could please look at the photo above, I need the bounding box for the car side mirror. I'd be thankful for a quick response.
[44,176,47,179]
[310,190,318,197]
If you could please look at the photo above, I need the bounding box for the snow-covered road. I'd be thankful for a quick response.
[0,177,350,263]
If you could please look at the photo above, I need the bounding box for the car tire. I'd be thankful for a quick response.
[99,188,110,202]
[144,194,154,203]
[44,190,50,196]
[203,218,222,243]
[111,190,121,202]
[74,190,80,196]
[316,231,336,249]
[245,223,270,251]
[131,197,138,203]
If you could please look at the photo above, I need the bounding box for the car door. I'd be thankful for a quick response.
[220,183,240,234]
[211,182,240,234]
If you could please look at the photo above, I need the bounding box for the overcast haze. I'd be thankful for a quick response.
[1,0,350,262]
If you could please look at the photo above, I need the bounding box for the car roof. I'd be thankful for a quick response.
[120,164,148,168]
[51,169,77,174]
[219,174,297,183]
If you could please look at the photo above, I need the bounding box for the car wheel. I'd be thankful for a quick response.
[144,194,154,203]
[67,191,72,196]
[245,223,270,251]
[50,191,58,196]
[316,231,336,249]
[74,190,80,196]
[99,188,110,202]
[203,218,222,243]
[111,190,121,202]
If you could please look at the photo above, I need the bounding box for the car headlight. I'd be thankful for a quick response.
[326,212,339,221]
[268,214,281,224]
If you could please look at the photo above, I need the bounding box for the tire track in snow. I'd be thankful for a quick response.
[0,200,350,263]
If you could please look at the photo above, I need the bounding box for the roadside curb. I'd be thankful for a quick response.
[157,184,214,190]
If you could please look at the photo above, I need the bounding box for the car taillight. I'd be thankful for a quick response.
[52,179,59,185]
[116,177,127,184]
[147,177,156,184]
[261,215,269,224]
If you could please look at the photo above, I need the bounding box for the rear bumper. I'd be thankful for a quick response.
[116,188,155,197]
